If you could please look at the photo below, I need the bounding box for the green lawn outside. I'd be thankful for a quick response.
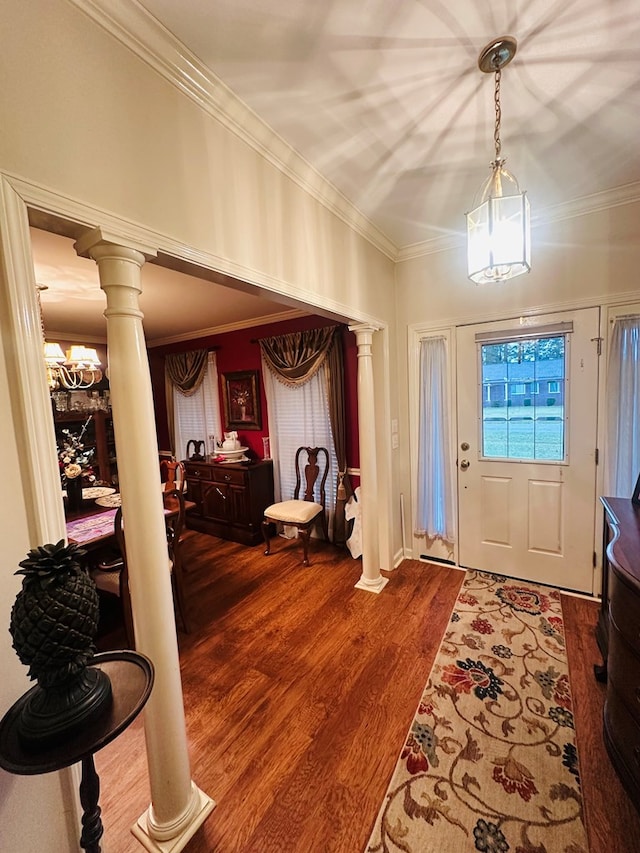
[482,405,565,460]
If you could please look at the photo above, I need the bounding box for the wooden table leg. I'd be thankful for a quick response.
[79,754,103,853]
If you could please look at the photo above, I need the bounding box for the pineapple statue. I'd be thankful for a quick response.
[9,539,112,749]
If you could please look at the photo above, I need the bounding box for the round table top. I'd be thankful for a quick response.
[0,650,154,776]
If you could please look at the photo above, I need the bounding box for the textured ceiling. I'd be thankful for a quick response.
[138,0,640,249]
[35,1,640,341]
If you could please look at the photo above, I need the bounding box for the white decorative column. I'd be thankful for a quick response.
[75,228,214,852]
[349,323,388,593]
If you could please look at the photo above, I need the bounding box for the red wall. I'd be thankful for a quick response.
[149,316,360,470]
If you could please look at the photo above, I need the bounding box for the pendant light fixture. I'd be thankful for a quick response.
[466,36,530,284]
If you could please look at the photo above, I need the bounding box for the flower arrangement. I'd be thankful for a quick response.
[58,416,97,486]
[232,388,250,407]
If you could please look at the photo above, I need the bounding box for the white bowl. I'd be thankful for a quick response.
[215,446,248,461]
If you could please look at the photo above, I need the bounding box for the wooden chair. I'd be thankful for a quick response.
[91,488,191,647]
[160,459,186,492]
[262,446,330,566]
[91,506,135,647]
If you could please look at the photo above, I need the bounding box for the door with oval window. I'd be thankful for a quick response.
[456,308,600,593]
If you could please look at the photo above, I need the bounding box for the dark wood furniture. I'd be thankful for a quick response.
[262,446,329,566]
[54,410,117,486]
[0,651,153,853]
[184,459,274,546]
[596,496,640,814]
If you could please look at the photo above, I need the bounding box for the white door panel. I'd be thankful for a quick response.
[457,308,600,592]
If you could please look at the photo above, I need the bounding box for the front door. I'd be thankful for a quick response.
[456,308,600,593]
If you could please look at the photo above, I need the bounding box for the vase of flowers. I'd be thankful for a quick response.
[58,416,97,510]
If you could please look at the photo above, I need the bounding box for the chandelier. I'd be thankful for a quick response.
[466,36,531,285]
[44,342,103,390]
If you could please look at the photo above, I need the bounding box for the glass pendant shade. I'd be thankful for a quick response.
[466,160,530,284]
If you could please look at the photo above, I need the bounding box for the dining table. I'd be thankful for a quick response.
[66,494,195,550]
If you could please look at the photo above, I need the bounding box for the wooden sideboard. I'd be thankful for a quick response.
[183,459,274,546]
[597,496,640,813]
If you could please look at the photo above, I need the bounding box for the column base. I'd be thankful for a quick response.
[131,783,215,852]
[355,573,389,594]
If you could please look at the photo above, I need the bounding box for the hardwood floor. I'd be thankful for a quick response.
[94,532,640,852]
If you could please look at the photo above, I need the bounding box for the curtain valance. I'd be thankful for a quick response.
[259,326,336,387]
[165,350,208,396]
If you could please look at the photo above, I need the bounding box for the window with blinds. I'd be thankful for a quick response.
[173,352,222,461]
[265,367,338,532]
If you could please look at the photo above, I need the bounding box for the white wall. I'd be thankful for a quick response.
[395,201,640,565]
[0,1,399,849]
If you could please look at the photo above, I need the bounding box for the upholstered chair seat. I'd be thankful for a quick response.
[263,499,324,525]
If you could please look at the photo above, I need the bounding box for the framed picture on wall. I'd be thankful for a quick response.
[633,472,640,507]
[222,370,262,430]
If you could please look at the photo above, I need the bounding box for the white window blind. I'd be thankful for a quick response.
[262,360,338,535]
[173,352,222,461]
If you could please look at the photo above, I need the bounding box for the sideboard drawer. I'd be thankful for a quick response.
[608,624,640,727]
[610,569,640,654]
[604,689,640,801]
[184,463,214,481]
[211,467,246,486]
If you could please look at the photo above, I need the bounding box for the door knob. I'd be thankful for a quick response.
[460,459,470,470]
[461,442,470,451]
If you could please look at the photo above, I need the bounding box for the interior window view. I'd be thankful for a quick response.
[1,4,640,853]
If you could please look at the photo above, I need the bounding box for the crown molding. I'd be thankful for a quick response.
[146,309,308,347]
[396,181,640,263]
[67,0,397,262]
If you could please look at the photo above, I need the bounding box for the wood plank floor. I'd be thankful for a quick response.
[94,532,640,852]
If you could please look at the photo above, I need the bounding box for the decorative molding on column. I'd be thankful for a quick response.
[133,784,215,853]
[348,322,382,336]
[349,323,389,594]
[74,225,158,264]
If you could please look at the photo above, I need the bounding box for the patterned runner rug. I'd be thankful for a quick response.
[366,570,588,853]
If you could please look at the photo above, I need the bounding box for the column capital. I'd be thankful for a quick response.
[348,322,381,337]
[74,226,158,264]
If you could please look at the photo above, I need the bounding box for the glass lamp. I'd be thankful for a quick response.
[466,36,531,285]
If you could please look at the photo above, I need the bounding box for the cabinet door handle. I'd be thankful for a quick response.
[216,487,226,499]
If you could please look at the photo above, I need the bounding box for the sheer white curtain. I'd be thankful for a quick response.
[605,315,640,496]
[173,352,222,461]
[262,357,338,536]
[415,336,455,541]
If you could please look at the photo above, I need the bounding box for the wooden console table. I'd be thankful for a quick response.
[596,497,640,813]
[184,459,274,545]
[0,651,153,852]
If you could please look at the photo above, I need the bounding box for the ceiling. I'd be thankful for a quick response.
[36,0,640,342]
[138,0,640,248]
[34,228,304,345]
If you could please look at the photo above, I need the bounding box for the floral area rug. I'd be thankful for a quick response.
[366,570,588,853]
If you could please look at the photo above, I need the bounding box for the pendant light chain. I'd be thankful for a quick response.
[493,67,502,161]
